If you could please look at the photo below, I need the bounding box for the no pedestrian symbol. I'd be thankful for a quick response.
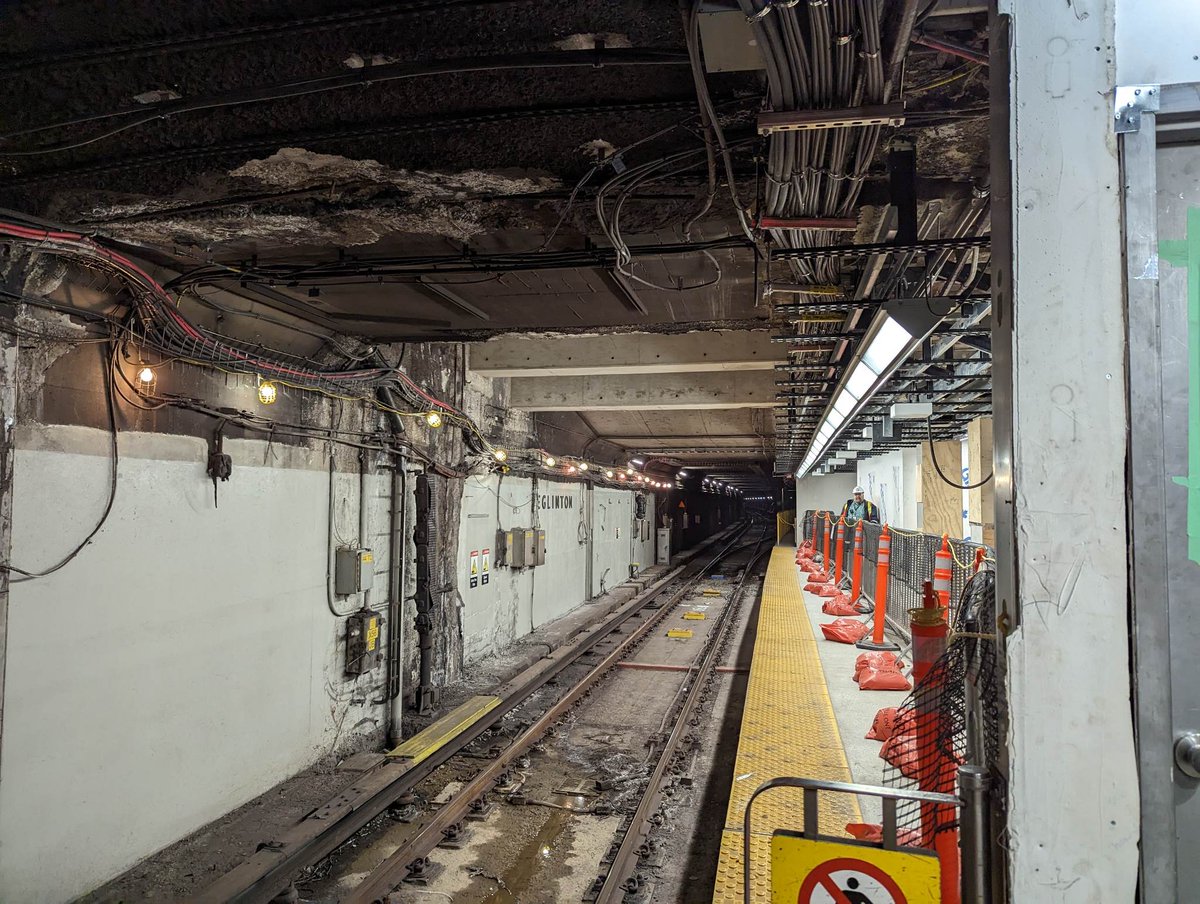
[770,834,939,904]
[798,858,906,904]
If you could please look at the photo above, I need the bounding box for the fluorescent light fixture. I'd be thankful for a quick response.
[847,440,872,451]
[891,401,935,419]
[792,297,943,478]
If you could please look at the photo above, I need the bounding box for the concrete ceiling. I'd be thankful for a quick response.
[0,0,993,486]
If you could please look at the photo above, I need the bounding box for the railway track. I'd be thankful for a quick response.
[190,521,766,904]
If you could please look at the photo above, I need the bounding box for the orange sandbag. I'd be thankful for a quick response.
[807,571,829,582]
[818,584,841,598]
[820,618,869,644]
[880,732,920,779]
[804,582,826,593]
[866,707,898,740]
[846,823,923,847]
[866,706,916,741]
[858,666,913,691]
[853,652,905,682]
[822,597,860,616]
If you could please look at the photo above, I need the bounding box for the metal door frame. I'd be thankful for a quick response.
[1120,81,1200,904]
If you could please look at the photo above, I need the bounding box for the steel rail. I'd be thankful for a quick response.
[592,535,773,903]
[341,523,763,903]
[188,523,747,904]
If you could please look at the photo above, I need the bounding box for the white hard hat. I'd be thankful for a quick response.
[853,485,865,495]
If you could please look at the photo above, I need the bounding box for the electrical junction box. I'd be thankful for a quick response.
[656,528,672,566]
[533,529,546,566]
[522,529,537,565]
[335,547,374,595]
[501,529,525,567]
[345,609,383,674]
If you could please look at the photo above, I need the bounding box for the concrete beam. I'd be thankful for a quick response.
[469,330,777,377]
[508,371,776,411]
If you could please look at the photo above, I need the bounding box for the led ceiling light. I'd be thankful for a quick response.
[257,380,278,405]
[578,462,589,471]
[544,456,556,467]
[605,469,615,478]
[795,297,942,478]
[424,411,443,428]
[493,449,508,462]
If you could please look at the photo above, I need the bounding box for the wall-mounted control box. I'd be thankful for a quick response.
[497,528,546,567]
[500,529,524,567]
[335,547,375,595]
[345,609,382,674]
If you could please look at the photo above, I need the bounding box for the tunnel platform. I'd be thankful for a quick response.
[712,545,914,903]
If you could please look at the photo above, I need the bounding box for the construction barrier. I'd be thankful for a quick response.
[800,510,989,642]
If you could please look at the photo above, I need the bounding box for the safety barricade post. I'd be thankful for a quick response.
[857,525,899,652]
[833,517,846,585]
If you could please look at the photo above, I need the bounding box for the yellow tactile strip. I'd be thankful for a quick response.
[712,547,862,903]
[386,695,501,764]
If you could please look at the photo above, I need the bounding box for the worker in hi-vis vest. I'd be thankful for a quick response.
[840,485,880,525]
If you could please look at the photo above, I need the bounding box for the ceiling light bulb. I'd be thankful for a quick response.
[568,465,577,473]
[605,469,614,478]
[136,366,155,386]
[258,381,278,405]
[424,411,443,428]
[545,456,556,467]
[578,462,589,471]
[493,449,508,462]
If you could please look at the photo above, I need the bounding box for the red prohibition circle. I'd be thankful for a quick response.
[796,856,909,904]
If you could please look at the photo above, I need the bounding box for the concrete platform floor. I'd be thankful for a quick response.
[794,561,911,824]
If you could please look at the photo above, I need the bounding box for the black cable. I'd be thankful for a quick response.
[3,341,120,581]
[925,417,992,490]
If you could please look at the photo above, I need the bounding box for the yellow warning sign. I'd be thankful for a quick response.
[770,832,939,904]
[365,617,380,652]
[469,551,479,576]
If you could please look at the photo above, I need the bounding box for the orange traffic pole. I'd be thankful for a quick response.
[833,517,846,585]
[910,580,959,904]
[857,525,898,652]
[933,534,953,612]
[812,509,820,551]
[822,513,831,567]
[850,521,864,602]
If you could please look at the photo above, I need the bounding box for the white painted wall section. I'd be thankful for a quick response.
[456,475,654,664]
[0,426,393,904]
[1003,0,1140,898]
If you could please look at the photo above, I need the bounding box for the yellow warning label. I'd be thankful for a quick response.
[770,832,939,904]
[683,612,706,620]
[362,552,374,564]
[666,629,694,639]
[365,617,380,652]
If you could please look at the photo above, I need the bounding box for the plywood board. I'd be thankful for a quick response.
[921,440,964,539]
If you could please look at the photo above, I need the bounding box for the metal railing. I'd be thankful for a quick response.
[800,510,990,641]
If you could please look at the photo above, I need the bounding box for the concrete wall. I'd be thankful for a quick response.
[793,473,858,521]
[457,475,654,664]
[1003,0,1140,897]
[0,426,395,903]
[855,449,923,530]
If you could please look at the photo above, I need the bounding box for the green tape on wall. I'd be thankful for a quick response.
[1160,206,1200,565]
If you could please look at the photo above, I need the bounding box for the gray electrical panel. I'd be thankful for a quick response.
[656,529,671,566]
[521,529,536,565]
[335,547,375,594]
[508,530,526,567]
[533,529,546,565]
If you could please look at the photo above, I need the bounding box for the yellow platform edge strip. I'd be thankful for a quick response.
[386,694,502,763]
[712,546,863,903]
